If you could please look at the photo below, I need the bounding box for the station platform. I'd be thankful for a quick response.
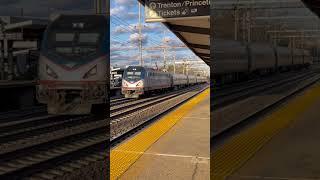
[0,80,36,88]
[212,82,320,180]
[110,88,210,180]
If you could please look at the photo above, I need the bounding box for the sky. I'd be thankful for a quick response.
[110,0,202,68]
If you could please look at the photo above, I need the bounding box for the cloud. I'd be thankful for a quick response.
[143,23,162,33]
[111,53,140,67]
[112,23,162,35]
[113,25,134,34]
[115,0,136,6]
[110,5,138,20]
[110,6,125,16]
[129,33,148,45]
[161,36,185,47]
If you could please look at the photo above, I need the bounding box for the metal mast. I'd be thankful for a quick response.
[163,30,167,71]
[138,2,143,66]
[94,0,102,14]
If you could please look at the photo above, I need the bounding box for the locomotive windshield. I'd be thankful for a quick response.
[53,32,100,58]
[123,66,145,82]
[41,15,108,67]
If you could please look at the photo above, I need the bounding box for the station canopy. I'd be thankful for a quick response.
[0,16,48,41]
[139,0,210,65]
[0,16,48,31]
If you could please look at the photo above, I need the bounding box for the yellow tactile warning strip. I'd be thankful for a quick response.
[110,88,210,180]
[211,83,320,180]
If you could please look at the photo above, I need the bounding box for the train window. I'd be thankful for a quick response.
[124,71,142,81]
[55,47,72,54]
[55,33,75,42]
[79,33,100,44]
[127,72,141,76]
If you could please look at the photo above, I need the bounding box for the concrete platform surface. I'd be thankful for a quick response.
[120,93,210,180]
[227,83,320,180]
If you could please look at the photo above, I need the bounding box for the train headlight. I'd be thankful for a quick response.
[46,65,58,79]
[136,81,143,87]
[122,81,128,87]
[83,65,97,79]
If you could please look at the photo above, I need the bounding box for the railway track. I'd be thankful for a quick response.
[213,70,316,109]
[213,70,301,95]
[212,69,320,141]
[0,69,317,179]
[110,86,200,115]
[0,84,208,179]
[0,85,200,122]
[0,106,47,122]
[110,97,134,106]
[213,69,309,91]
[110,85,206,140]
[0,99,127,122]
[0,69,311,122]
[0,86,205,153]
[0,99,130,123]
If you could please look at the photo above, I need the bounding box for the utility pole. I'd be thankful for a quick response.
[234,5,238,41]
[247,0,252,43]
[163,47,167,71]
[150,55,160,68]
[301,32,304,49]
[175,59,207,76]
[242,9,246,43]
[173,49,176,74]
[94,0,102,14]
[138,2,143,66]
[142,44,187,71]
[163,30,167,71]
[248,12,252,43]
[20,8,24,16]
[186,63,189,75]
[234,0,241,41]
[182,59,185,75]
